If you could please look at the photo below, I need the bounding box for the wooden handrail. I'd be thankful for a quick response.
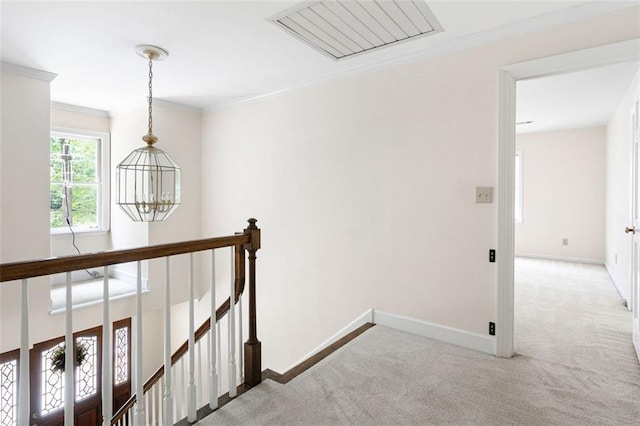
[0,234,250,282]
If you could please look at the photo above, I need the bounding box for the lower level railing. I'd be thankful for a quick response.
[0,218,261,426]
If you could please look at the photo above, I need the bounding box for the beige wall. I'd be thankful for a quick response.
[0,70,52,352]
[606,68,640,302]
[515,127,606,262]
[202,7,640,372]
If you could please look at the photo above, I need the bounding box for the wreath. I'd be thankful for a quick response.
[50,343,88,373]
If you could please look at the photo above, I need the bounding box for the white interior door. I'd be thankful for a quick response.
[632,97,640,362]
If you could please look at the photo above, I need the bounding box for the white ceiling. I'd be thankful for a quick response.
[516,61,640,134]
[1,0,638,128]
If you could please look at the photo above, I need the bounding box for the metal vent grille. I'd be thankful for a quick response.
[270,0,443,60]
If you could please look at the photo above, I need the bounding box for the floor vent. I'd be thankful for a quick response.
[270,0,443,60]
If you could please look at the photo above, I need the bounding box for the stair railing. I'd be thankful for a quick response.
[0,218,261,426]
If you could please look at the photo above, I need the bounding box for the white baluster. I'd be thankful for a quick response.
[209,250,218,410]
[197,339,203,407]
[145,390,150,426]
[151,383,157,426]
[180,357,186,418]
[238,295,244,384]
[163,257,173,425]
[172,364,178,423]
[187,253,197,422]
[102,266,113,426]
[64,271,74,425]
[216,321,221,391]
[158,376,164,426]
[228,247,237,397]
[19,279,29,425]
[135,261,145,425]
[206,331,212,407]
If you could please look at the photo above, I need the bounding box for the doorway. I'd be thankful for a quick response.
[27,319,131,425]
[496,38,640,358]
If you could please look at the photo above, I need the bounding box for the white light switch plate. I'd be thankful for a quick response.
[475,186,493,204]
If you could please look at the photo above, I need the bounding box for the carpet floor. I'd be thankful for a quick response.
[201,258,640,425]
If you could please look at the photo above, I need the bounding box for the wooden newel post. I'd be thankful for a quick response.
[243,218,262,386]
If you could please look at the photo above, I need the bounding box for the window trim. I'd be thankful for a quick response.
[50,127,110,234]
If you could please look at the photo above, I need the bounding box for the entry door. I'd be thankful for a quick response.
[30,327,102,426]
[27,320,133,425]
[632,98,640,362]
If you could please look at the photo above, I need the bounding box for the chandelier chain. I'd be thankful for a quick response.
[148,58,153,135]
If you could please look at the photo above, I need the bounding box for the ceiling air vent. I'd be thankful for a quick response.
[270,0,443,60]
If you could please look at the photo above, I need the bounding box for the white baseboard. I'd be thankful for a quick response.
[633,319,640,364]
[286,309,496,372]
[516,253,604,265]
[372,310,496,355]
[605,263,630,309]
[286,309,373,371]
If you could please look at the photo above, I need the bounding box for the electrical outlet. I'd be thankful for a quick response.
[489,249,496,263]
[475,186,493,204]
[489,322,495,336]
[562,238,569,246]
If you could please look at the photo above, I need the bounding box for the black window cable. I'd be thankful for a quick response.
[61,143,100,280]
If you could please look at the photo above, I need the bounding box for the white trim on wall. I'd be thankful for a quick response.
[51,102,109,117]
[497,69,516,358]
[605,263,630,306]
[284,309,496,372]
[516,253,604,265]
[153,98,202,114]
[286,309,373,371]
[0,61,57,82]
[515,150,523,224]
[372,310,496,355]
[497,38,640,358]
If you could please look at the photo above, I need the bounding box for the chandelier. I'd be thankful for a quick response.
[116,45,181,222]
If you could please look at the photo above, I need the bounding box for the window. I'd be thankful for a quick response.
[0,351,18,426]
[515,151,523,224]
[50,129,110,233]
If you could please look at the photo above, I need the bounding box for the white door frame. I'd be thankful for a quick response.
[496,38,640,358]
[632,97,640,361]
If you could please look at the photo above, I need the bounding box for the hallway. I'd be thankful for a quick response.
[200,259,640,425]
[514,258,637,371]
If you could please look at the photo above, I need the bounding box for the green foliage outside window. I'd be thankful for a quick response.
[50,136,100,229]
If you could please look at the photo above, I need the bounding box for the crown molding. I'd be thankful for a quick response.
[152,98,202,114]
[51,102,109,117]
[207,1,635,112]
[107,98,201,118]
[0,61,57,82]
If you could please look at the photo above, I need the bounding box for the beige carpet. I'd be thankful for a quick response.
[201,258,640,425]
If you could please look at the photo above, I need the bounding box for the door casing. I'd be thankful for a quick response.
[496,38,640,357]
[632,97,640,361]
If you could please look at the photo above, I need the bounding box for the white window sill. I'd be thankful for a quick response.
[50,277,148,314]
[50,228,109,236]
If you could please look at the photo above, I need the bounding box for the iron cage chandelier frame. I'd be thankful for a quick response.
[116,45,181,222]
